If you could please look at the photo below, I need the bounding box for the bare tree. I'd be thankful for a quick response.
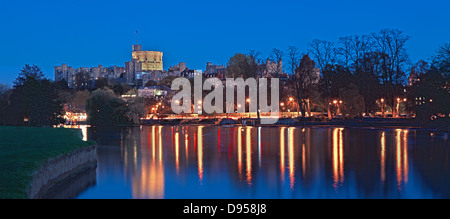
[286,46,301,75]
[337,35,373,70]
[372,29,410,84]
[372,29,410,117]
[268,48,284,75]
[248,50,262,78]
[432,42,450,76]
[308,39,337,70]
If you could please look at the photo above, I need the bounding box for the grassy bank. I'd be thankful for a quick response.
[0,126,95,199]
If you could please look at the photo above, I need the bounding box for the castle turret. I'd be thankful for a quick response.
[133,44,142,52]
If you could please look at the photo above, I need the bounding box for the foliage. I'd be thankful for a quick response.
[307,28,411,116]
[339,83,364,116]
[293,55,319,117]
[432,43,450,77]
[1,65,64,126]
[94,77,108,90]
[126,97,146,124]
[13,64,45,87]
[145,80,157,87]
[112,84,125,95]
[411,67,450,119]
[86,89,124,126]
[86,89,145,126]
[226,53,258,79]
[157,76,177,87]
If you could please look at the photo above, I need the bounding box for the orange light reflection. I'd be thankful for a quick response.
[175,132,179,175]
[380,131,386,183]
[332,128,344,189]
[396,129,409,190]
[246,127,252,185]
[280,127,286,182]
[198,126,204,184]
[288,127,295,189]
[238,127,243,181]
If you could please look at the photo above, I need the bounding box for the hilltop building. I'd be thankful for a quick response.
[168,62,187,77]
[204,62,226,78]
[125,44,165,84]
[55,44,167,88]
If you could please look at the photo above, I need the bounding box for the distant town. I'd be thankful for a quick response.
[53,43,295,89]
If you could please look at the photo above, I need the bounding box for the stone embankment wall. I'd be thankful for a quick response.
[28,145,97,199]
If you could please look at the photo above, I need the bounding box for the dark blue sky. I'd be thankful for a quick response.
[1,0,449,84]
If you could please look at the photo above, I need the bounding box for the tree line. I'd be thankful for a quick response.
[0,65,149,127]
[0,28,448,127]
[225,28,449,120]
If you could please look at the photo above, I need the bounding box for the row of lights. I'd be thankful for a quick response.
[151,102,163,112]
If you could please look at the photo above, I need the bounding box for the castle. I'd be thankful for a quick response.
[55,44,169,88]
[54,44,295,89]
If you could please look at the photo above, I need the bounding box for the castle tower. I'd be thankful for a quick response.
[133,44,142,52]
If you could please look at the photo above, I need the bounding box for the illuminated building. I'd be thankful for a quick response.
[125,44,165,84]
[131,44,163,71]
[137,86,169,99]
[180,68,202,79]
[55,44,165,87]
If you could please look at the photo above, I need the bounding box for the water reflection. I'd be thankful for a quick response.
[395,129,409,190]
[246,127,252,185]
[77,125,450,199]
[288,127,295,189]
[131,125,165,199]
[332,128,344,189]
[198,126,204,184]
[280,127,285,183]
[380,131,386,183]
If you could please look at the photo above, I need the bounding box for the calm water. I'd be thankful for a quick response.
[74,125,450,199]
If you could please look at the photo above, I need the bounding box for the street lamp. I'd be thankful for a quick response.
[395,97,407,118]
[336,100,342,115]
[380,98,385,117]
[330,100,342,116]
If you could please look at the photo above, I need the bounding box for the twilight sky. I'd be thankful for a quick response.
[0,0,449,84]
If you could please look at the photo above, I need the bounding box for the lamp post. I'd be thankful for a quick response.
[380,98,385,117]
[395,98,407,118]
[246,98,251,118]
[332,100,342,116]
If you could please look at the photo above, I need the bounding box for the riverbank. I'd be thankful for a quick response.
[142,117,450,133]
[0,126,97,199]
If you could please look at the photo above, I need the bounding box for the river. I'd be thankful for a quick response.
[73,125,450,199]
